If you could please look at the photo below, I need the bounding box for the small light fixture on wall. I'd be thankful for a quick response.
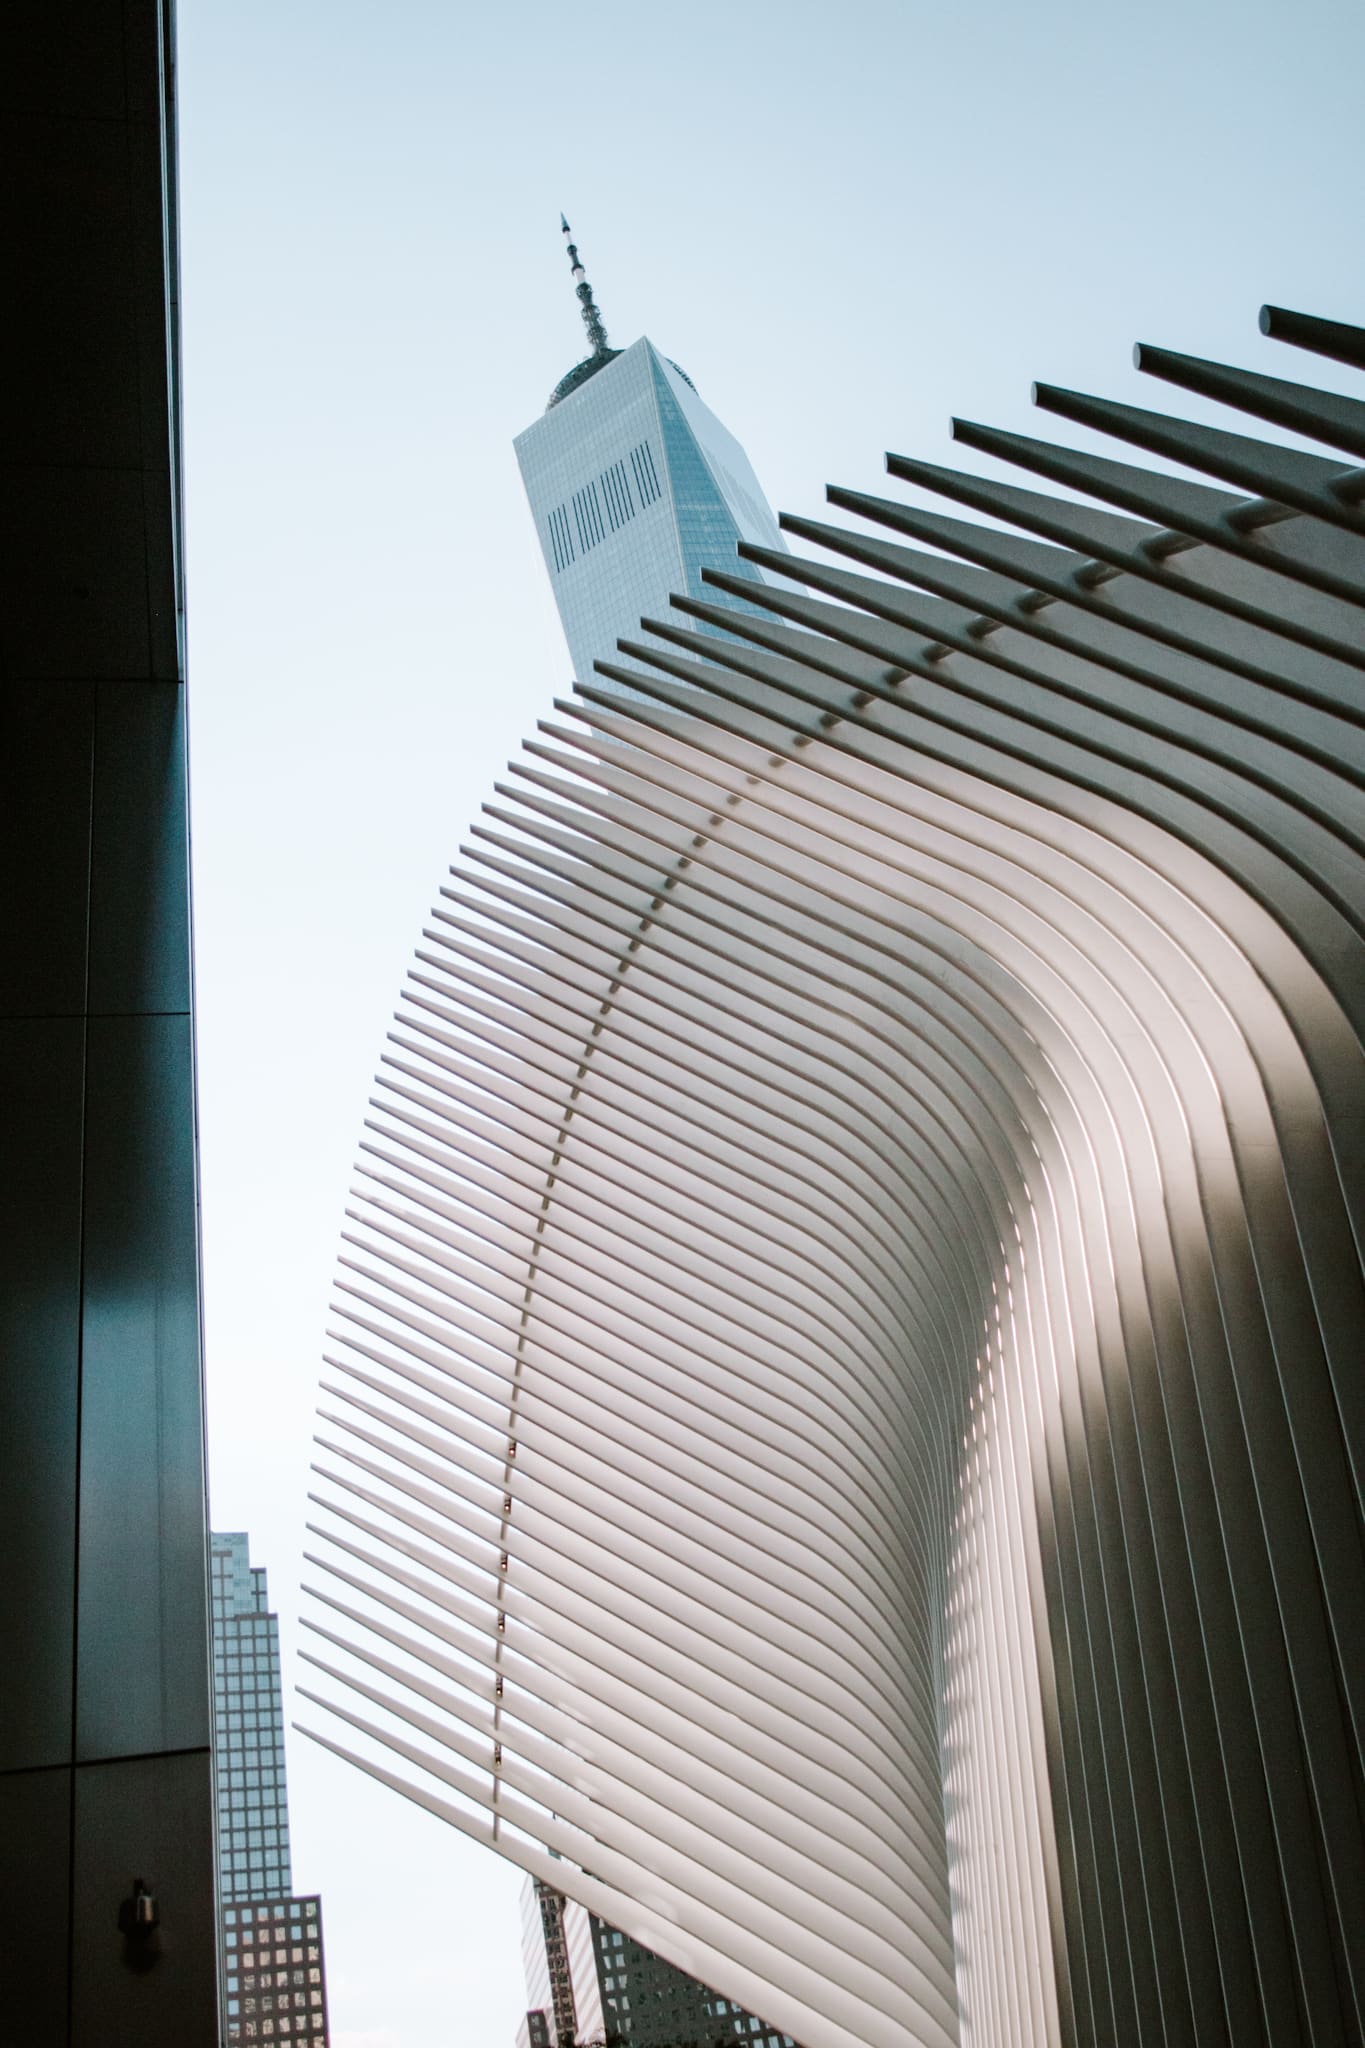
[118,1877,161,1973]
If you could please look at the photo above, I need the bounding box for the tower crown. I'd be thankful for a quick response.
[545,218,696,411]
[547,215,621,409]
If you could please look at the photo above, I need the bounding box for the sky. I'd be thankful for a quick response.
[176,2,1365,2043]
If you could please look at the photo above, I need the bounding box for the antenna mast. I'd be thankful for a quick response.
[561,215,611,357]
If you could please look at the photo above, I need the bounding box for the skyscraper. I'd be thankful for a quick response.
[514,219,785,685]
[213,1532,331,2046]
[212,1532,296,1904]
[518,1875,797,2048]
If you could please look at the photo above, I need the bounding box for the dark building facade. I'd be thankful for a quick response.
[223,1895,330,2046]
[584,1909,796,2048]
[520,2009,552,2048]
[0,3,217,2043]
[212,1534,330,2045]
[519,1877,795,2048]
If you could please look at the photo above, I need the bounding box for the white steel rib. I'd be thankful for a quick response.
[300,306,1365,2048]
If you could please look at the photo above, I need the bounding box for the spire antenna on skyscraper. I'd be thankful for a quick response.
[561,213,611,358]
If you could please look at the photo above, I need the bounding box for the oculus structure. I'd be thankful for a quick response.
[299,300,1365,2048]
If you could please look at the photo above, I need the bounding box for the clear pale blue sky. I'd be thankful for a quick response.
[178,3,1365,2044]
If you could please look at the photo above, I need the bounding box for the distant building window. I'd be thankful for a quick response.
[630,440,663,507]
[547,503,575,572]
[572,480,607,553]
[599,458,637,532]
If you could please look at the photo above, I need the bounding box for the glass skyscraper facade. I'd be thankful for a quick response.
[517,1876,797,2048]
[212,1532,331,2045]
[212,1531,293,1902]
[515,336,785,687]
[585,1909,796,2048]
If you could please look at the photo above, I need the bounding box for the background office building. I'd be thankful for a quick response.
[212,1532,296,1901]
[0,3,218,2040]
[223,1897,330,2048]
[515,221,785,685]
[518,1876,796,2048]
[213,1532,331,2044]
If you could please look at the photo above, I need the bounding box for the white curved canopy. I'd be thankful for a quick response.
[300,308,1365,2048]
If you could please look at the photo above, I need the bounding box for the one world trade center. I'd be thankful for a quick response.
[515,218,786,687]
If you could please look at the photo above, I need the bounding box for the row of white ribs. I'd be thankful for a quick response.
[301,306,1365,2048]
